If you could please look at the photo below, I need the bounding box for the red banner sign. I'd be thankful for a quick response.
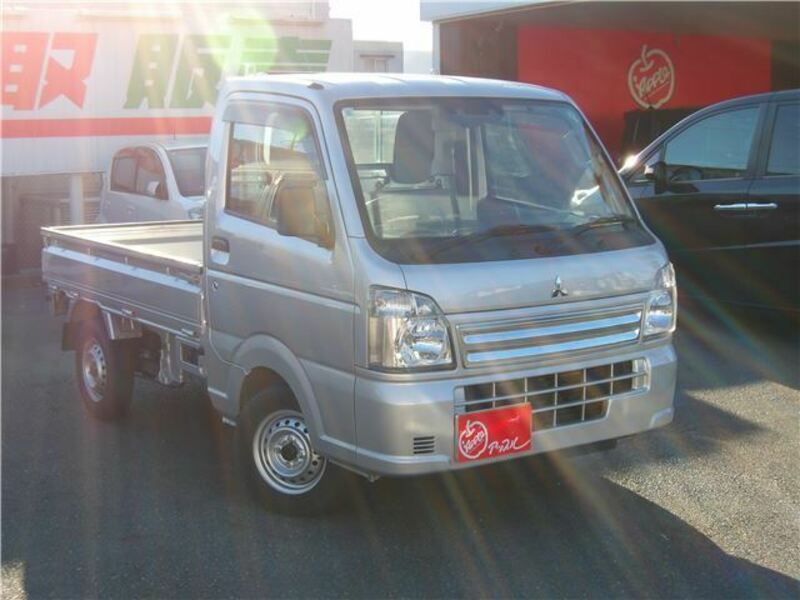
[456,404,532,463]
[517,27,772,156]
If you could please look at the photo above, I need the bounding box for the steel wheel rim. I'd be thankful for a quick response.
[82,339,107,403]
[252,410,326,495]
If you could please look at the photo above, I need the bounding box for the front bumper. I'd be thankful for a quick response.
[353,342,676,476]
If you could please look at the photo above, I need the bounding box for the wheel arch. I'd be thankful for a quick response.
[62,300,104,350]
[227,334,325,447]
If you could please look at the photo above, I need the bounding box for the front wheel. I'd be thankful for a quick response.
[239,384,348,514]
[74,319,134,420]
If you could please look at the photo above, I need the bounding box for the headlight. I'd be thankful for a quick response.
[644,263,677,337]
[368,287,453,370]
[187,206,204,220]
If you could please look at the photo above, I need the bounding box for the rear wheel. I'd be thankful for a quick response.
[239,383,347,514]
[74,319,134,420]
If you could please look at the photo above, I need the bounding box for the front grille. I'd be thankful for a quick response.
[458,359,648,431]
[458,305,643,367]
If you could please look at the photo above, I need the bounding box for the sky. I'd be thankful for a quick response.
[329,0,433,73]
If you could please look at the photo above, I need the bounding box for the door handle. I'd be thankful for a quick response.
[211,237,229,252]
[747,202,778,211]
[210,236,230,265]
[713,203,748,212]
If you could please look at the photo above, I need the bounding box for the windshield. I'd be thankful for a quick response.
[168,147,207,197]
[339,99,650,263]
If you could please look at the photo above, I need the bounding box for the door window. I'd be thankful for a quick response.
[110,153,137,192]
[226,105,326,227]
[168,148,206,197]
[663,107,759,181]
[135,149,167,197]
[766,104,800,176]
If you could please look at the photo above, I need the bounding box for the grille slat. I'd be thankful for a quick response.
[458,371,642,409]
[458,359,648,431]
[459,306,643,367]
[412,436,436,455]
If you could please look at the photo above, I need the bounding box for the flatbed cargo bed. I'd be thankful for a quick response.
[41,221,204,336]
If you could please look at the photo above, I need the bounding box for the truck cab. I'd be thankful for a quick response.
[99,142,207,223]
[43,74,677,513]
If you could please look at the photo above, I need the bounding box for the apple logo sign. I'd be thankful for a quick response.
[458,419,489,460]
[628,44,675,109]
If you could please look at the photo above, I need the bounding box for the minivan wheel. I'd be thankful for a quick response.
[74,319,134,420]
[240,384,347,514]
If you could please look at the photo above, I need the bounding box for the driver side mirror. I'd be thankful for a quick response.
[644,160,668,195]
[274,176,334,250]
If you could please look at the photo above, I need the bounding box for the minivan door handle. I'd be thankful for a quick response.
[713,203,748,212]
[747,202,778,211]
[210,236,230,265]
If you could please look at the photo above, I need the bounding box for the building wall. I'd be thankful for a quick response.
[1,2,353,177]
[353,40,403,73]
[517,27,772,157]
[439,17,517,81]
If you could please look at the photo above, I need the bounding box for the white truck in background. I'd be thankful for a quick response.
[98,142,207,222]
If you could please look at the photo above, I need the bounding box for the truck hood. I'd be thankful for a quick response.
[399,243,667,314]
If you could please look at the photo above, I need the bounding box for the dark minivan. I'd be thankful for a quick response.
[621,90,799,316]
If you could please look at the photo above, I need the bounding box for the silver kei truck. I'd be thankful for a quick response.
[42,74,677,513]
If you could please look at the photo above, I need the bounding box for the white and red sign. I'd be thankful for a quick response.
[456,404,532,463]
[627,44,675,109]
[0,5,354,176]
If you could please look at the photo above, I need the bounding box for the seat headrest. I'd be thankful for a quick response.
[392,110,434,184]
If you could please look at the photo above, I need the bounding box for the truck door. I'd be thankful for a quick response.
[132,148,169,221]
[205,97,356,442]
[103,149,138,222]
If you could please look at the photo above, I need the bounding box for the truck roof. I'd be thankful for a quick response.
[221,73,570,104]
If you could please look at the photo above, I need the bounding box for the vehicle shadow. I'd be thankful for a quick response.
[4,396,796,599]
[326,459,799,598]
[677,301,799,391]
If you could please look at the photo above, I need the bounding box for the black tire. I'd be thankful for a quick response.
[74,319,134,421]
[238,382,348,515]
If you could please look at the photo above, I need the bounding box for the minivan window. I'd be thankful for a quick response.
[663,107,759,180]
[226,106,325,227]
[339,98,650,264]
[110,154,137,192]
[168,148,206,197]
[766,104,800,176]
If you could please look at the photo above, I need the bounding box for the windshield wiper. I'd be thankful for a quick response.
[428,224,557,258]
[571,214,637,236]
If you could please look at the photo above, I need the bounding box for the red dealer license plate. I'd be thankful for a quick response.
[456,403,533,463]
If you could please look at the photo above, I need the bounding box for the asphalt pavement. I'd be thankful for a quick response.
[2,281,798,598]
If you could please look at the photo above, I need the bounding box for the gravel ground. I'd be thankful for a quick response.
[2,282,798,598]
